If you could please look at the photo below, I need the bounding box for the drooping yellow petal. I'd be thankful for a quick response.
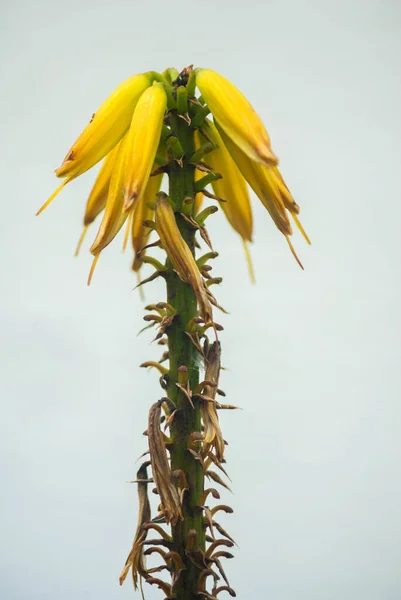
[75,225,88,256]
[74,144,121,256]
[271,168,311,244]
[155,194,213,324]
[196,69,278,167]
[291,212,311,245]
[195,125,255,280]
[87,253,101,286]
[83,141,121,227]
[36,178,71,216]
[132,173,163,271]
[55,73,152,180]
[89,134,130,256]
[201,121,253,242]
[122,210,134,253]
[243,240,256,284]
[216,123,292,237]
[285,236,304,270]
[123,83,167,212]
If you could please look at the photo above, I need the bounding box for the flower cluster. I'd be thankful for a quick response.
[38,65,309,284]
[39,65,311,598]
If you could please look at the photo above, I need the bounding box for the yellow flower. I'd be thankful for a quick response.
[218,125,291,234]
[217,123,310,266]
[87,134,130,282]
[74,141,121,256]
[37,73,152,215]
[269,167,310,244]
[217,124,306,232]
[202,121,253,243]
[132,173,163,272]
[123,83,167,212]
[196,121,256,281]
[39,65,309,283]
[196,68,278,167]
[82,141,121,227]
[155,194,213,323]
[56,73,152,179]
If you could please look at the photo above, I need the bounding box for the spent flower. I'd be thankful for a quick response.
[155,193,213,324]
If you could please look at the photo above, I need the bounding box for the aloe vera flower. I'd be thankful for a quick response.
[38,65,310,600]
[196,68,278,166]
[39,65,309,280]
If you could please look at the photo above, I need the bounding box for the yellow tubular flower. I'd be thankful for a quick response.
[37,73,152,216]
[196,69,278,167]
[56,73,152,180]
[123,83,167,212]
[88,134,130,277]
[272,167,311,244]
[71,141,121,256]
[84,141,122,227]
[155,194,213,324]
[132,173,163,272]
[216,123,292,237]
[202,121,253,243]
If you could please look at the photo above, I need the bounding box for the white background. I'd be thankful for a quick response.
[1,0,400,598]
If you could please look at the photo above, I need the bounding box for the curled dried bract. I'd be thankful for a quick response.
[119,462,151,588]
[201,342,225,462]
[148,400,182,525]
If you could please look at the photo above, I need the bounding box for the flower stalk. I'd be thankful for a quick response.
[165,112,205,598]
[39,64,310,599]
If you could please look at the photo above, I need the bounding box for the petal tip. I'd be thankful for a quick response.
[87,253,100,285]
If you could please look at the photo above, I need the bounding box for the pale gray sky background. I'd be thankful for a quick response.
[1,0,400,598]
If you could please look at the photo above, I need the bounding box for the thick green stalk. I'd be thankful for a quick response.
[166,114,205,599]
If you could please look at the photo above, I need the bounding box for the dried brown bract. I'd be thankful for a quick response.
[119,462,151,588]
[148,400,182,525]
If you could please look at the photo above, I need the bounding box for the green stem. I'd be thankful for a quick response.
[166,113,205,599]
